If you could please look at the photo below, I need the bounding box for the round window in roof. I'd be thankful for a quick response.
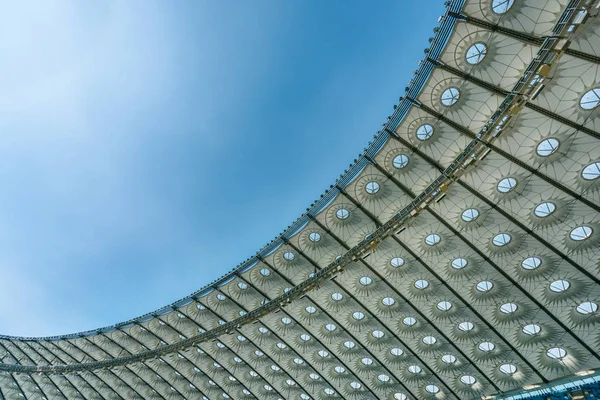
[425,233,441,245]
[281,317,292,325]
[523,324,541,335]
[452,257,468,269]
[344,341,355,349]
[350,382,361,390]
[309,373,319,380]
[335,366,345,373]
[377,374,390,382]
[461,208,479,222]
[441,87,460,106]
[372,330,385,339]
[416,124,434,141]
[461,375,476,385]
[277,342,287,349]
[414,279,429,289]
[336,208,349,220]
[325,323,336,332]
[500,363,517,375]
[497,177,517,193]
[394,394,408,400]
[237,282,248,290]
[286,379,295,386]
[493,233,511,246]
[324,388,335,395]
[403,316,417,326]
[479,342,495,352]
[270,365,280,371]
[283,251,295,261]
[254,350,263,357]
[549,279,570,293]
[458,321,474,331]
[300,394,309,400]
[437,301,452,311]
[391,348,404,356]
[426,385,440,394]
[536,138,560,156]
[423,336,437,345]
[293,358,304,364]
[331,292,343,301]
[570,226,592,241]
[577,301,598,314]
[534,202,556,218]
[522,256,542,270]
[305,306,316,314]
[442,354,457,364]
[492,0,514,14]
[258,327,269,334]
[382,297,395,306]
[580,88,600,110]
[476,280,493,292]
[393,154,409,169]
[309,232,321,242]
[500,302,518,314]
[300,333,311,341]
[390,257,405,267]
[582,162,600,180]
[365,181,380,194]
[318,350,329,358]
[408,365,422,374]
[466,42,487,64]
[361,357,373,366]
[359,276,373,286]
[260,268,271,277]
[216,293,226,301]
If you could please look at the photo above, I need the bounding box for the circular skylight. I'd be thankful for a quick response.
[442,354,457,364]
[522,324,541,335]
[547,347,567,359]
[441,87,460,106]
[499,364,517,375]
[309,373,319,380]
[359,276,373,286]
[334,366,345,373]
[458,321,474,331]
[580,88,600,110]
[461,375,476,385]
[394,394,408,400]
[350,382,361,390]
[582,162,600,180]
[461,208,479,222]
[570,226,592,241]
[331,292,343,301]
[344,341,355,349]
[260,268,271,276]
[393,154,409,169]
[423,336,437,345]
[300,333,311,341]
[324,388,335,395]
[476,280,493,292]
[365,181,380,194]
[452,257,468,269]
[361,357,373,365]
[414,279,429,289]
[309,232,321,242]
[352,311,365,321]
[293,358,304,364]
[281,317,292,325]
[336,208,349,220]
[377,374,390,382]
[522,256,542,270]
[283,251,295,261]
[372,330,385,339]
[237,281,248,290]
[577,301,598,314]
[426,385,440,394]
[497,177,517,193]
[305,306,316,314]
[408,365,421,374]
[549,279,570,293]
[390,257,405,267]
[325,323,336,331]
[500,302,518,314]
[534,202,556,217]
[437,301,452,311]
[216,293,226,301]
[391,348,404,356]
[479,342,495,352]
[425,233,441,245]
[403,316,417,326]
[416,124,434,140]
[466,42,487,64]
[493,233,511,246]
[492,0,514,14]
[536,138,560,156]
[382,297,396,306]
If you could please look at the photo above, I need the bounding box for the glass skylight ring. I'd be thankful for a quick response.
[416,123,434,140]
[336,208,349,220]
[570,226,592,241]
[465,42,487,65]
[582,162,600,180]
[580,88,600,110]
[497,177,517,193]
[461,208,479,222]
[534,202,556,218]
[536,138,560,156]
[393,154,409,169]
[491,0,514,14]
[365,181,380,194]
[441,87,460,106]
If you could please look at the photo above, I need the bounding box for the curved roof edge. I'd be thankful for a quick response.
[0,0,466,342]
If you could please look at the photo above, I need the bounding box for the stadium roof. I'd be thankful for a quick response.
[1,0,600,399]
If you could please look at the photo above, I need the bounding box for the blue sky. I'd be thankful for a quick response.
[0,1,446,336]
